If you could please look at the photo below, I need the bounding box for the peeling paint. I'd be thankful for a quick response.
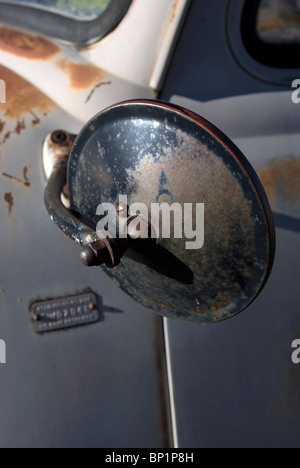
[57,59,106,89]
[0,26,60,60]
[0,65,55,121]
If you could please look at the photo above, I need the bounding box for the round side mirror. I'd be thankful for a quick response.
[44,100,275,323]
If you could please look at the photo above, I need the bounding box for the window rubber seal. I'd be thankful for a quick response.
[0,0,132,46]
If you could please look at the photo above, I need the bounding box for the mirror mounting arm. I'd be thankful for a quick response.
[44,154,154,269]
[44,156,96,247]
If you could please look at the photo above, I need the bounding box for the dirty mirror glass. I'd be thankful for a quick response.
[46,100,275,324]
[257,0,300,44]
[0,0,111,20]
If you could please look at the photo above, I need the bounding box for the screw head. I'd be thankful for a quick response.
[51,130,68,144]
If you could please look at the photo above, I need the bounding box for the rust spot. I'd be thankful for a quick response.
[259,156,300,207]
[57,59,106,90]
[1,167,30,188]
[15,119,25,135]
[0,119,26,144]
[0,65,55,120]
[4,192,13,216]
[2,131,10,144]
[0,119,5,133]
[0,26,59,60]
[28,109,41,127]
[31,116,40,127]
[23,166,30,186]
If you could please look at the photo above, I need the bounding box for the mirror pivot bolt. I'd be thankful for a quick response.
[80,247,97,267]
[81,241,111,267]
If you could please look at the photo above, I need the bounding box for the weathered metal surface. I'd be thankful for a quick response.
[0,2,191,448]
[258,156,300,234]
[0,64,55,122]
[63,100,275,323]
[56,59,107,90]
[259,156,300,209]
[0,86,170,449]
[0,25,108,93]
[0,65,57,222]
[157,0,300,446]
[0,25,60,59]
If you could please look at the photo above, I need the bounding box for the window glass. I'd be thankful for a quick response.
[257,0,300,44]
[0,0,111,21]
